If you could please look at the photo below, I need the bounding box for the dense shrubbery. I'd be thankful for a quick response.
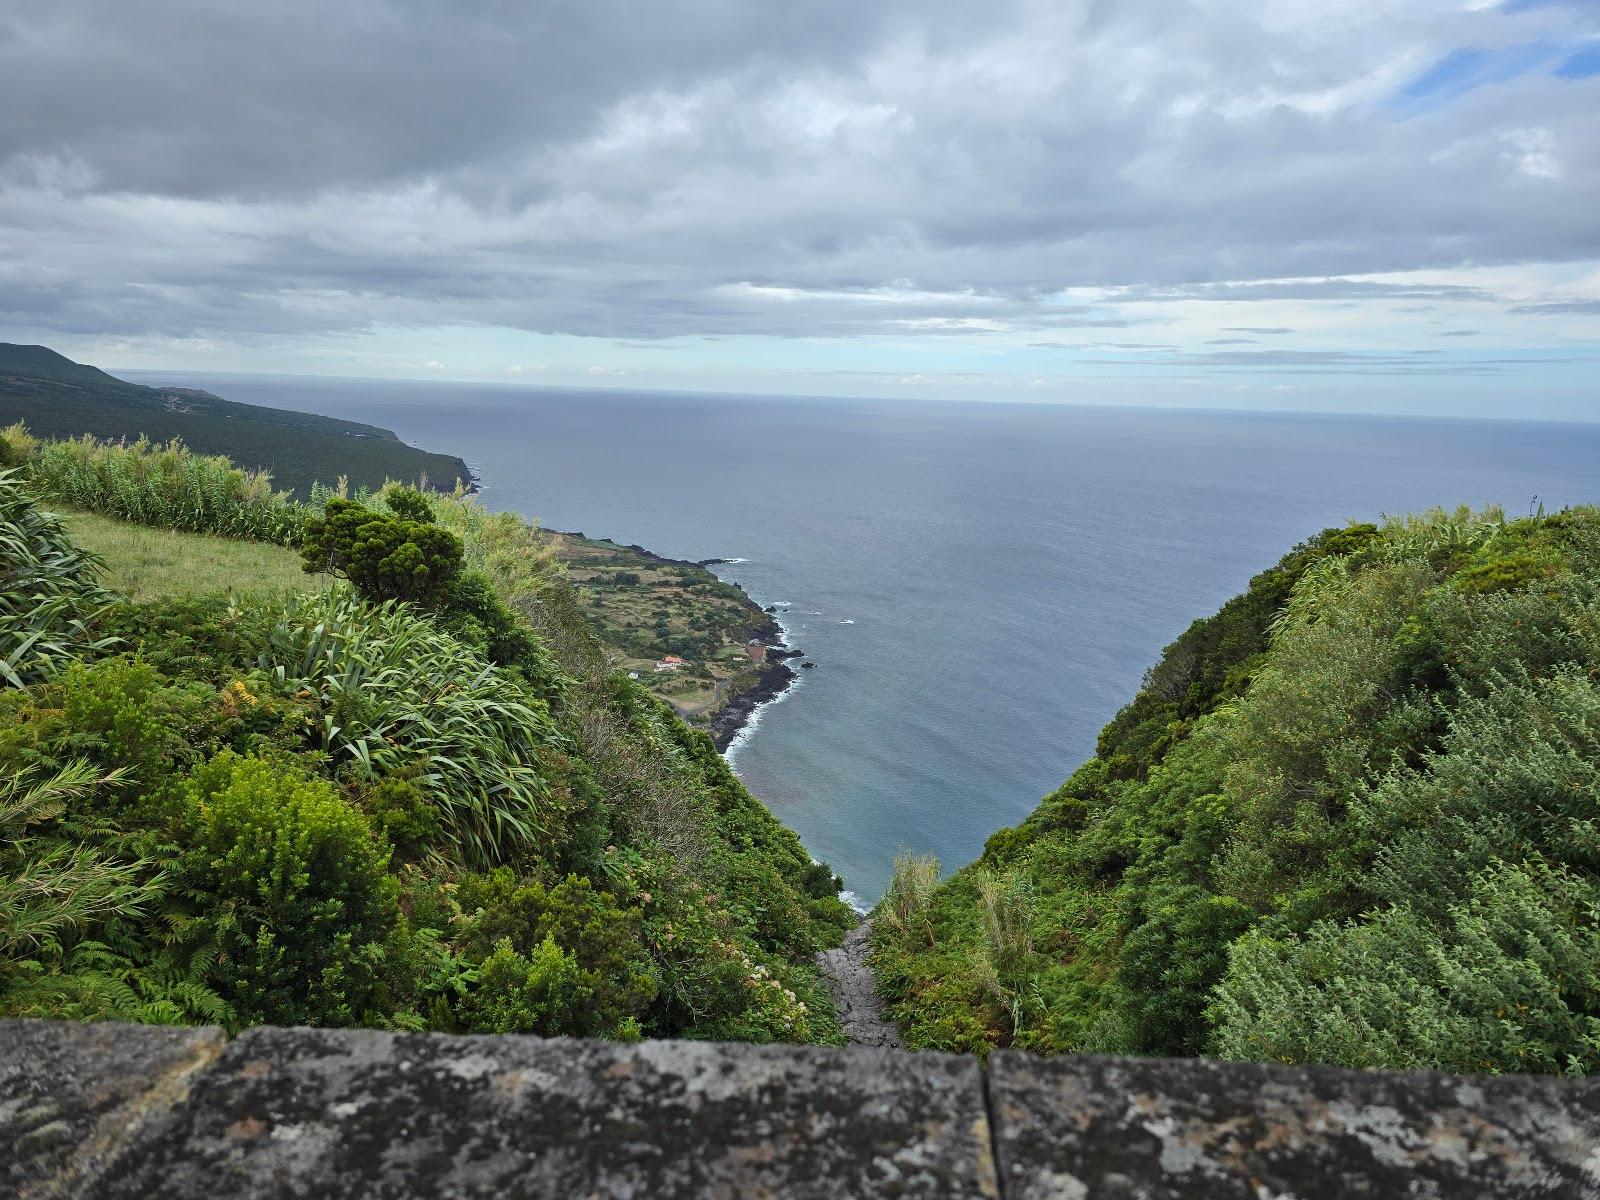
[876,505,1600,1075]
[0,450,851,1043]
[12,429,302,544]
[0,468,117,686]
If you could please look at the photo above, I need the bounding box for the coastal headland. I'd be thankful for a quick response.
[539,528,803,749]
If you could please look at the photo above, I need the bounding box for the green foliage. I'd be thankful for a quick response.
[0,447,850,1046]
[0,469,117,687]
[256,589,565,870]
[0,349,469,499]
[456,869,657,1037]
[1212,861,1600,1074]
[880,506,1600,1076]
[24,434,302,543]
[178,751,401,1027]
[300,491,462,604]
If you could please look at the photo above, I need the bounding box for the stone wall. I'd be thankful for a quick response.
[4,1018,1596,1198]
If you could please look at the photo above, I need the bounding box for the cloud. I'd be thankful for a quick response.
[0,0,1595,362]
[1510,298,1600,315]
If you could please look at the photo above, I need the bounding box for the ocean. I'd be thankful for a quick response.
[122,372,1600,904]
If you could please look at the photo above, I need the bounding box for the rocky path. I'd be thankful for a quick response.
[816,920,903,1048]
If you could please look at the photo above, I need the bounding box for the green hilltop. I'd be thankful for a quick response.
[0,427,851,1041]
[874,505,1600,1076]
[0,344,471,498]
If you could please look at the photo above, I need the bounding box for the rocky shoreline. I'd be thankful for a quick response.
[710,653,798,752]
[549,528,806,753]
[709,606,807,752]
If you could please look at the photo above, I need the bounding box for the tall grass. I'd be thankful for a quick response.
[256,589,564,869]
[0,469,118,687]
[880,852,941,948]
[22,432,304,544]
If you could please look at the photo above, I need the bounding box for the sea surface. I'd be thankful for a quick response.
[123,372,1600,903]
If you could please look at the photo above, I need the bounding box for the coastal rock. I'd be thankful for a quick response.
[709,655,796,751]
[800,660,816,669]
[89,1028,996,1200]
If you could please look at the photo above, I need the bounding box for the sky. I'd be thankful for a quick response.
[1,0,1597,419]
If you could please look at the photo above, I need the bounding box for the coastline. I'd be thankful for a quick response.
[544,527,805,753]
[710,618,801,753]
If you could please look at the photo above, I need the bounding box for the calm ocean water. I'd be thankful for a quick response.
[123,372,1600,903]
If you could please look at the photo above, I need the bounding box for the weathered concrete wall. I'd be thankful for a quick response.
[3,1019,1596,1199]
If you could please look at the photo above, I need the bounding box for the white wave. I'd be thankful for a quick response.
[838,889,870,915]
[722,557,750,564]
[723,667,805,763]
[837,618,855,625]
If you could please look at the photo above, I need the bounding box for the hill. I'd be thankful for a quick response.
[0,344,471,497]
[874,505,1600,1076]
[0,431,852,1042]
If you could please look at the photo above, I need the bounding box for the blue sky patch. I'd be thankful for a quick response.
[1395,42,1559,110]
[1555,44,1600,78]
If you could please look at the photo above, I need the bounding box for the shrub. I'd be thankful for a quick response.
[0,468,117,687]
[179,751,400,1026]
[457,869,656,1036]
[25,434,301,543]
[299,492,462,605]
[880,852,941,948]
[256,589,566,868]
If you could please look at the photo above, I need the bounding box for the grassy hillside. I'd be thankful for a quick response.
[875,507,1600,1076]
[0,432,852,1043]
[0,344,470,498]
[547,531,779,724]
[58,509,328,601]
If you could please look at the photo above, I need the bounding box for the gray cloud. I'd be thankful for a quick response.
[0,0,1596,345]
[1510,299,1600,315]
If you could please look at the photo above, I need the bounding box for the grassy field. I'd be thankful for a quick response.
[543,530,771,720]
[59,508,330,601]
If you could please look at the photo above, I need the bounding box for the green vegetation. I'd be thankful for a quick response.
[0,343,470,498]
[9,414,774,732]
[875,507,1600,1076]
[57,510,323,601]
[545,531,777,723]
[0,436,851,1041]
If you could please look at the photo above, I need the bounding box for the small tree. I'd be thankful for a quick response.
[300,489,462,605]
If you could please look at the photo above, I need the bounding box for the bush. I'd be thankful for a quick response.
[25,434,301,543]
[255,589,566,869]
[457,869,656,1037]
[0,468,117,687]
[300,491,462,605]
[179,751,400,1026]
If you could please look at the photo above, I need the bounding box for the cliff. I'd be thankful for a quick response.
[0,344,472,498]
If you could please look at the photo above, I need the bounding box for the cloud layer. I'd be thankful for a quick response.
[0,0,1596,408]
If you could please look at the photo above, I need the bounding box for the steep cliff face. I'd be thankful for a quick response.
[875,505,1600,1076]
